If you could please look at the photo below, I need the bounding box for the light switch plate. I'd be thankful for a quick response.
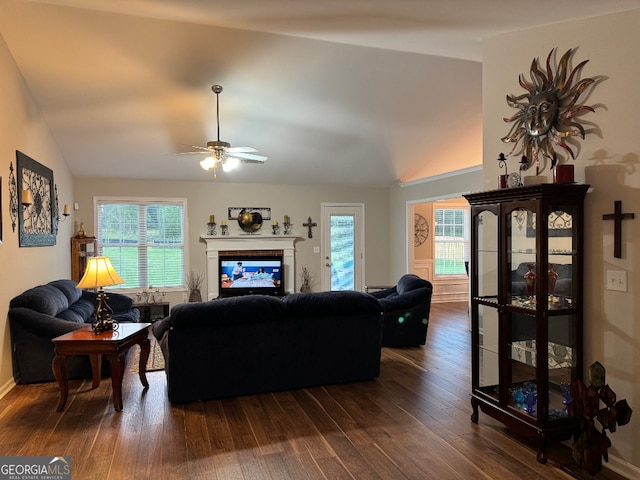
[606,270,627,292]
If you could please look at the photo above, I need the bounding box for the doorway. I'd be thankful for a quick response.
[320,203,365,291]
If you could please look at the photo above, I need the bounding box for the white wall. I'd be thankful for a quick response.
[0,33,75,395]
[483,10,640,475]
[389,167,483,282]
[73,177,391,298]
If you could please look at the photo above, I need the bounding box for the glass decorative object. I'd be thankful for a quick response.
[524,264,536,304]
[548,264,559,303]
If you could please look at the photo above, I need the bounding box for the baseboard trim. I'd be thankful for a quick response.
[432,292,468,303]
[0,377,16,400]
[605,453,640,480]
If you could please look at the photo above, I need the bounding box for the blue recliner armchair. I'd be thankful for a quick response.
[367,274,433,347]
[8,279,140,384]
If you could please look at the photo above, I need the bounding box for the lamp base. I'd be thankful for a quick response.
[92,318,119,335]
[92,289,120,335]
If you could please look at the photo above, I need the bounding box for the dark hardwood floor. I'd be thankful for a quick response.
[0,302,625,479]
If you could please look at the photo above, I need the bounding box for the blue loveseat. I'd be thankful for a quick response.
[8,279,140,384]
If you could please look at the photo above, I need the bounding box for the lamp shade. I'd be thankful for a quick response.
[76,256,124,289]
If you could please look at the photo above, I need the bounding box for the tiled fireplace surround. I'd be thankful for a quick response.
[201,235,298,299]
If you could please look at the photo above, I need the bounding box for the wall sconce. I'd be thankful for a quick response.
[53,184,70,226]
[58,204,71,222]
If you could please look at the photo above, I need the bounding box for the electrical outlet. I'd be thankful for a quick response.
[606,270,627,292]
[182,293,188,303]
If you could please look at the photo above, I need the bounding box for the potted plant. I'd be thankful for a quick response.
[299,265,313,293]
[187,270,204,302]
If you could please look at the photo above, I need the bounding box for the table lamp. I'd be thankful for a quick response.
[76,256,125,334]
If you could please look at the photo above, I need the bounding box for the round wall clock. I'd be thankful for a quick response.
[414,213,430,247]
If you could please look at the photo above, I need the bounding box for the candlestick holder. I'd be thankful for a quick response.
[283,222,292,235]
[207,222,217,236]
[272,224,281,235]
[221,224,228,236]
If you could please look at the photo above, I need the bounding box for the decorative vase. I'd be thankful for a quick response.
[524,264,536,303]
[548,264,559,302]
[188,289,202,302]
[553,164,574,184]
[300,281,311,293]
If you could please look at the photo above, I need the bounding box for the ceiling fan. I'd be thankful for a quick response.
[178,85,268,178]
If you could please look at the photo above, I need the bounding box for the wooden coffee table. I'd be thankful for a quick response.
[52,322,152,412]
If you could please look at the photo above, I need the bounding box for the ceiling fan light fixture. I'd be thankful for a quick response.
[200,156,216,170]
[222,157,239,172]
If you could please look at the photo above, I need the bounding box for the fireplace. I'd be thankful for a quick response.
[201,235,298,299]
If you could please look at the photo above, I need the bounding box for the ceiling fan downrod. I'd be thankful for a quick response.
[208,85,230,151]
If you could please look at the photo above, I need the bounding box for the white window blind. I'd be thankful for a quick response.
[96,198,186,289]
[434,207,469,275]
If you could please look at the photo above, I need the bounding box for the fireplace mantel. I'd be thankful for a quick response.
[201,235,300,299]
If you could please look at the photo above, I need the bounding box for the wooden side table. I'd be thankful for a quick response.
[52,323,151,412]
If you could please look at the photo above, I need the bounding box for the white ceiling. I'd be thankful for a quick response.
[1,0,639,186]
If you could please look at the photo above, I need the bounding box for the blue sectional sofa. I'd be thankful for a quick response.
[8,279,140,384]
[152,290,384,403]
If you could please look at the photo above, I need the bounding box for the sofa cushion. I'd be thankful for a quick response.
[9,285,69,317]
[169,295,286,329]
[48,279,82,305]
[67,299,95,322]
[368,287,397,299]
[55,309,85,323]
[396,274,431,295]
[283,291,382,317]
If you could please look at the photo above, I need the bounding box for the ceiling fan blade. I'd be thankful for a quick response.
[175,151,211,155]
[227,146,258,153]
[240,158,267,164]
[185,144,212,151]
[232,152,268,162]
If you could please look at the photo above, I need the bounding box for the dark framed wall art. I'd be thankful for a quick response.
[16,151,57,247]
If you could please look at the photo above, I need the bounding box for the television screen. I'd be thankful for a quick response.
[219,255,284,297]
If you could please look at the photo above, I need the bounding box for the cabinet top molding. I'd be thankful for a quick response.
[464,183,590,205]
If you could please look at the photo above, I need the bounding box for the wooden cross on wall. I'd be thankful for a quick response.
[602,200,635,258]
[303,216,317,238]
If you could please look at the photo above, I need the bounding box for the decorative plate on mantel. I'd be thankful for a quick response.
[237,209,263,233]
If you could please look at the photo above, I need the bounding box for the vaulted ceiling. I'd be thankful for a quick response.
[1,0,638,187]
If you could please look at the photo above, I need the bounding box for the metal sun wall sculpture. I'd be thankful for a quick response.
[501,48,598,175]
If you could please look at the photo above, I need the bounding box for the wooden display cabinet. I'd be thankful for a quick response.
[464,183,588,463]
[71,236,97,282]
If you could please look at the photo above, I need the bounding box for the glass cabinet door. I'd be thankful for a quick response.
[477,209,498,301]
[506,205,539,419]
[473,208,500,401]
[546,204,579,421]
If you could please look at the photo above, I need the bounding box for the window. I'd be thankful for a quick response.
[434,207,468,275]
[96,198,186,289]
